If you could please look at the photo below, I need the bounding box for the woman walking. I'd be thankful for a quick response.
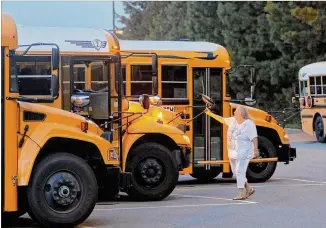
[210,105,259,200]
[226,106,259,200]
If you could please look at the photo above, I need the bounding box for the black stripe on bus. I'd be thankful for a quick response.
[301,115,313,118]
[322,115,326,118]
[161,99,190,105]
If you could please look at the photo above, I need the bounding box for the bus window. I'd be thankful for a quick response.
[310,77,316,95]
[161,65,187,99]
[73,66,86,90]
[299,81,308,97]
[121,65,126,95]
[323,76,326,94]
[91,63,108,91]
[61,59,86,111]
[316,76,322,95]
[225,71,230,97]
[13,56,52,95]
[131,65,152,96]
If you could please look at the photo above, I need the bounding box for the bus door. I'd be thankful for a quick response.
[193,68,223,170]
[61,56,87,113]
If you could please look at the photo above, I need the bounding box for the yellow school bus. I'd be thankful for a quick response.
[16,25,191,201]
[296,61,326,143]
[1,13,130,227]
[118,39,297,182]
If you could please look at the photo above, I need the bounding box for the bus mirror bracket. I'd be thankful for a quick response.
[152,55,158,95]
[51,75,59,98]
[52,48,59,70]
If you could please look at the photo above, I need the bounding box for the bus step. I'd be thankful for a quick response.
[195,157,278,165]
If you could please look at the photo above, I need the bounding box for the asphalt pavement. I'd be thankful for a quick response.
[5,129,326,228]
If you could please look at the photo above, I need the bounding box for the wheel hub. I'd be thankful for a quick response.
[44,172,81,212]
[139,159,163,185]
[52,179,78,206]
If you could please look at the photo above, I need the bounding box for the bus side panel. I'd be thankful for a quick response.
[301,109,314,136]
[3,47,19,212]
[17,124,114,186]
[222,69,230,173]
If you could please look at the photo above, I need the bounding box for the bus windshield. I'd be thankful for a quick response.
[60,55,120,111]
[299,80,308,97]
[12,55,52,96]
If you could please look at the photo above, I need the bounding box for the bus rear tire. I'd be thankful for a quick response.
[190,167,221,181]
[246,136,277,183]
[314,116,326,143]
[126,143,179,201]
[27,153,98,227]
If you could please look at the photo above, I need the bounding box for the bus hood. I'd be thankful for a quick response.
[230,103,278,124]
[18,101,102,135]
[126,101,185,131]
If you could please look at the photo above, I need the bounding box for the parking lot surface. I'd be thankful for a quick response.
[6,130,326,228]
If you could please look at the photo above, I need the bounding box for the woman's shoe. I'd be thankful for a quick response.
[246,188,255,198]
[233,189,247,200]
[232,195,247,200]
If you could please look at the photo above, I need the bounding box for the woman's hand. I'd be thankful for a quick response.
[254,148,260,158]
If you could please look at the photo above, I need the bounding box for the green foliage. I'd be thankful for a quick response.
[119,1,326,118]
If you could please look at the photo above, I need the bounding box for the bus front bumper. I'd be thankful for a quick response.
[278,144,297,164]
[106,166,132,191]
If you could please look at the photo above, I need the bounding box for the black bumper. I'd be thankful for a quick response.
[278,144,297,164]
[106,166,132,191]
[176,147,191,170]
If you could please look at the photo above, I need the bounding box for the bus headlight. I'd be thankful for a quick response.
[183,135,190,144]
[157,112,163,124]
[284,133,289,140]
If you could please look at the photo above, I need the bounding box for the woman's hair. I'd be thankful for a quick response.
[237,106,252,120]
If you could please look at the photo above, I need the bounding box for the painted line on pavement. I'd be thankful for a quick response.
[175,183,326,191]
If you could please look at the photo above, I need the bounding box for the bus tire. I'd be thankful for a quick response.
[190,167,220,181]
[126,143,179,201]
[27,153,98,227]
[314,116,326,143]
[246,136,277,183]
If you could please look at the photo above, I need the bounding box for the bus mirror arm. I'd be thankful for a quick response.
[51,75,59,98]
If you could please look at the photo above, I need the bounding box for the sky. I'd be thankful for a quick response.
[1,1,126,29]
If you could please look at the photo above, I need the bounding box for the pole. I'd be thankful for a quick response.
[112,1,116,31]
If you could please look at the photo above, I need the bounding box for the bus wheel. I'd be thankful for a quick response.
[190,167,220,182]
[126,143,179,201]
[246,136,277,183]
[27,153,98,227]
[314,116,326,143]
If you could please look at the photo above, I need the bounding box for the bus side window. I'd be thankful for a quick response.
[15,58,52,96]
[316,76,322,95]
[161,65,187,99]
[130,65,152,96]
[323,76,326,95]
[91,63,108,91]
[310,77,316,95]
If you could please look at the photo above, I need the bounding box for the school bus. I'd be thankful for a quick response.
[295,61,326,143]
[117,39,297,182]
[1,13,131,227]
[15,25,191,201]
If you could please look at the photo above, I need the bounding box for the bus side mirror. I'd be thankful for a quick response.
[292,96,298,104]
[51,75,59,97]
[152,55,158,95]
[52,48,59,70]
[139,94,150,110]
[245,84,256,106]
